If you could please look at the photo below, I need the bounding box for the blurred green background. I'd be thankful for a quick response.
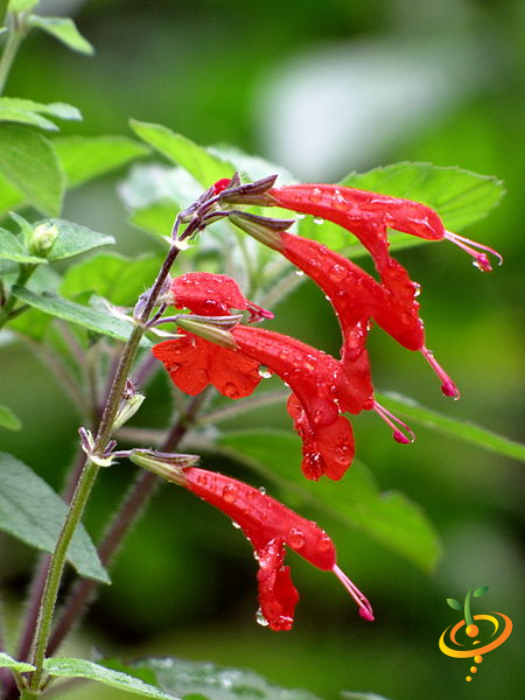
[1,1,524,699]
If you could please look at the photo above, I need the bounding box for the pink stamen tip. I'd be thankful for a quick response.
[444,230,503,273]
[333,564,374,622]
[421,346,461,400]
[373,401,415,444]
[247,302,274,323]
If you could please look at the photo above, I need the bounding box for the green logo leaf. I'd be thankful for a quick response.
[474,586,489,597]
[446,598,462,610]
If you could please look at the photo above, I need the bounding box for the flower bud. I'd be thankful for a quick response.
[28,222,59,257]
[113,391,146,431]
[129,449,199,484]
[176,314,240,349]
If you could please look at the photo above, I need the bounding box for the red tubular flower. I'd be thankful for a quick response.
[153,273,269,399]
[268,184,502,273]
[176,466,374,630]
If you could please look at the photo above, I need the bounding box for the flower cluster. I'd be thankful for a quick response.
[147,175,500,630]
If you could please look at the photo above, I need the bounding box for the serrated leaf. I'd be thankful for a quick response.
[0,227,47,263]
[0,404,21,430]
[474,586,489,597]
[0,124,64,215]
[130,120,235,186]
[446,598,462,610]
[0,97,81,131]
[44,658,178,700]
[35,218,115,261]
[216,430,441,571]
[61,253,163,306]
[139,657,323,700]
[0,452,109,582]
[0,652,35,673]
[375,392,525,463]
[54,135,150,188]
[29,16,94,55]
[10,287,151,346]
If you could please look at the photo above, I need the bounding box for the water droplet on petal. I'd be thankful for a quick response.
[256,607,269,627]
[296,213,305,220]
[232,520,241,529]
[288,527,305,550]
[258,486,267,495]
[258,366,272,379]
[313,217,324,225]
[309,187,323,204]
[222,483,239,503]
[224,383,242,399]
[329,263,347,283]
[295,269,305,276]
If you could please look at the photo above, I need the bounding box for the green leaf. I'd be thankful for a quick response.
[61,252,163,306]
[216,430,441,571]
[44,658,178,700]
[446,598,462,611]
[0,452,109,582]
[29,16,94,55]
[10,287,151,347]
[342,162,505,232]
[474,586,489,597]
[0,170,23,213]
[8,0,39,11]
[0,227,47,263]
[0,404,21,430]
[139,657,324,700]
[0,124,65,215]
[208,143,297,183]
[54,135,150,188]
[375,392,525,463]
[0,97,81,131]
[130,120,235,186]
[35,218,115,261]
[0,652,35,673]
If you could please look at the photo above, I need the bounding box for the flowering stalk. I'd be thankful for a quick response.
[23,189,224,695]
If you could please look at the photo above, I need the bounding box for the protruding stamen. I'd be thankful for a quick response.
[421,346,461,399]
[444,230,503,273]
[332,564,374,622]
[373,401,415,444]
[247,302,275,323]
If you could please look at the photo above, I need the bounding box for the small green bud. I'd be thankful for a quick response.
[28,223,59,257]
[113,392,145,431]
[176,314,239,349]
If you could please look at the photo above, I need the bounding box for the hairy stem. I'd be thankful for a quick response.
[0,265,35,333]
[46,392,208,657]
[24,239,184,695]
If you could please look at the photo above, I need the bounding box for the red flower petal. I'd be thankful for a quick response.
[152,334,261,398]
[257,538,299,631]
[171,272,252,316]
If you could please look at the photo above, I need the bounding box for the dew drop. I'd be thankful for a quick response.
[231,520,241,529]
[313,217,324,225]
[295,269,305,276]
[168,362,181,372]
[296,213,305,220]
[258,366,272,379]
[329,263,347,282]
[224,383,242,399]
[309,187,323,204]
[258,486,267,495]
[222,483,239,503]
[256,608,269,627]
[288,527,305,550]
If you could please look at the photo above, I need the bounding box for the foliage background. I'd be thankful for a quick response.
[0,1,523,699]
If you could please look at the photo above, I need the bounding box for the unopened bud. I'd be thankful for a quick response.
[28,223,59,257]
[129,449,199,484]
[176,314,240,349]
[229,212,291,251]
[221,174,278,205]
[113,391,145,431]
